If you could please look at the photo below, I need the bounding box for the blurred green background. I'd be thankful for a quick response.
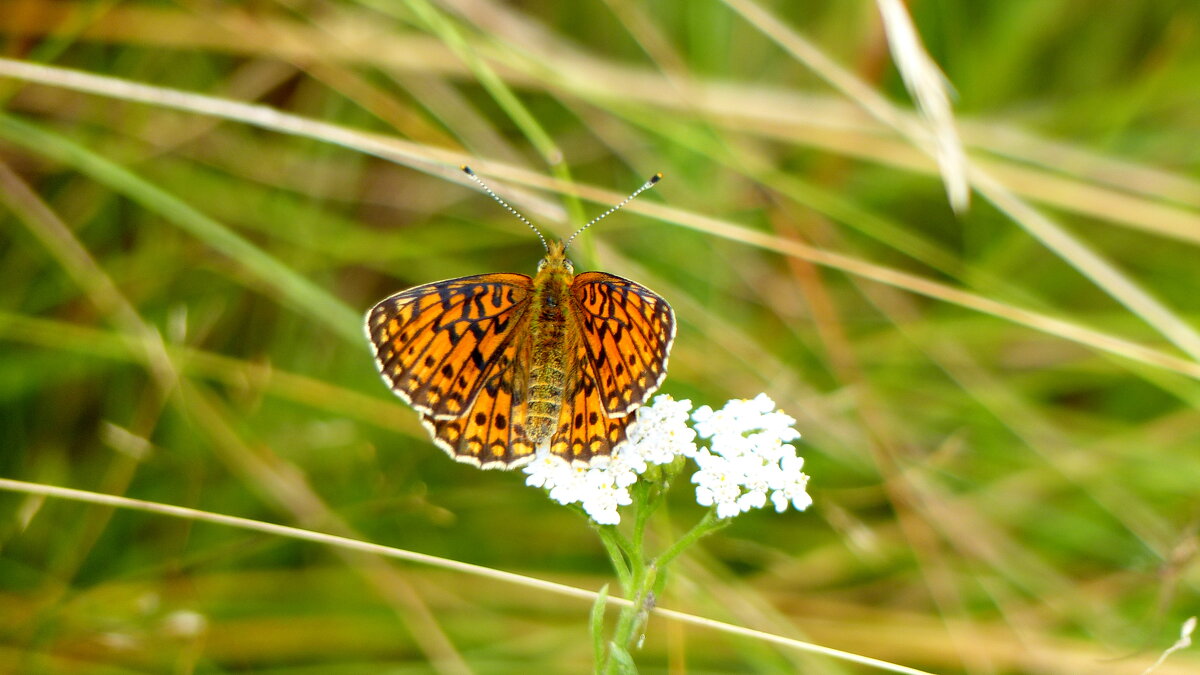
[2,0,1199,673]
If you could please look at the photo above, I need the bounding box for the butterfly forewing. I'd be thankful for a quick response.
[367,273,533,420]
[569,272,676,416]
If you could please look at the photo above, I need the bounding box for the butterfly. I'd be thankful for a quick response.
[366,167,675,470]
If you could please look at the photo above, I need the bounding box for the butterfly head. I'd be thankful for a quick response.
[537,239,575,278]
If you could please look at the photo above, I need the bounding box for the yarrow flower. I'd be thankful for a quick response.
[691,393,811,519]
[523,393,810,524]
[624,393,699,464]
[523,395,695,524]
[520,394,810,671]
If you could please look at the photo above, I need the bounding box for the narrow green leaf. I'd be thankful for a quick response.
[590,583,610,674]
[608,641,638,675]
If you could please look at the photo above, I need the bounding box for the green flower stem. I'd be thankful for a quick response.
[631,480,659,547]
[600,507,732,673]
[594,523,632,591]
[604,506,724,658]
[601,512,645,674]
[587,453,732,671]
[604,570,649,674]
[654,507,730,572]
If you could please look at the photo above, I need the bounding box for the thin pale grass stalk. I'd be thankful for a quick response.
[851,267,1191,584]
[7,58,1200,389]
[961,121,1200,209]
[583,242,868,455]
[875,0,969,212]
[5,52,1198,249]
[0,112,363,343]
[0,310,425,437]
[0,58,564,223]
[0,57,443,168]
[175,381,471,675]
[1142,617,1196,675]
[635,199,1200,380]
[171,0,460,148]
[0,478,935,675]
[136,60,303,159]
[723,115,1200,246]
[5,58,1196,380]
[404,0,588,228]
[404,0,566,168]
[970,155,1200,246]
[0,159,177,392]
[0,159,182,589]
[718,0,1200,366]
[163,0,489,159]
[970,169,1200,362]
[6,9,1198,227]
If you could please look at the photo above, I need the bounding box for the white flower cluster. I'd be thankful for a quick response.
[691,393,811,519]
[523,395,696,525]
[522,393,810,524]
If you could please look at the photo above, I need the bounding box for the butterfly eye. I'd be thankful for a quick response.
[537,258,547,272]
[564,259,574,273]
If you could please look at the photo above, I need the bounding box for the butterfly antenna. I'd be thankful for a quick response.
[461,166,549,252]
[564,173,662,251]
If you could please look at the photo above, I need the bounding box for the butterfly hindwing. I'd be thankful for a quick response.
[569,272,676,416]
[549,361,629,464]
[419,326,537,468]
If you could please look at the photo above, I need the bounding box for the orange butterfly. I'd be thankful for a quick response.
[366,168,675,469]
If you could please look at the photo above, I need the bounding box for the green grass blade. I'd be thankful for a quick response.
[0,113,363,345]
